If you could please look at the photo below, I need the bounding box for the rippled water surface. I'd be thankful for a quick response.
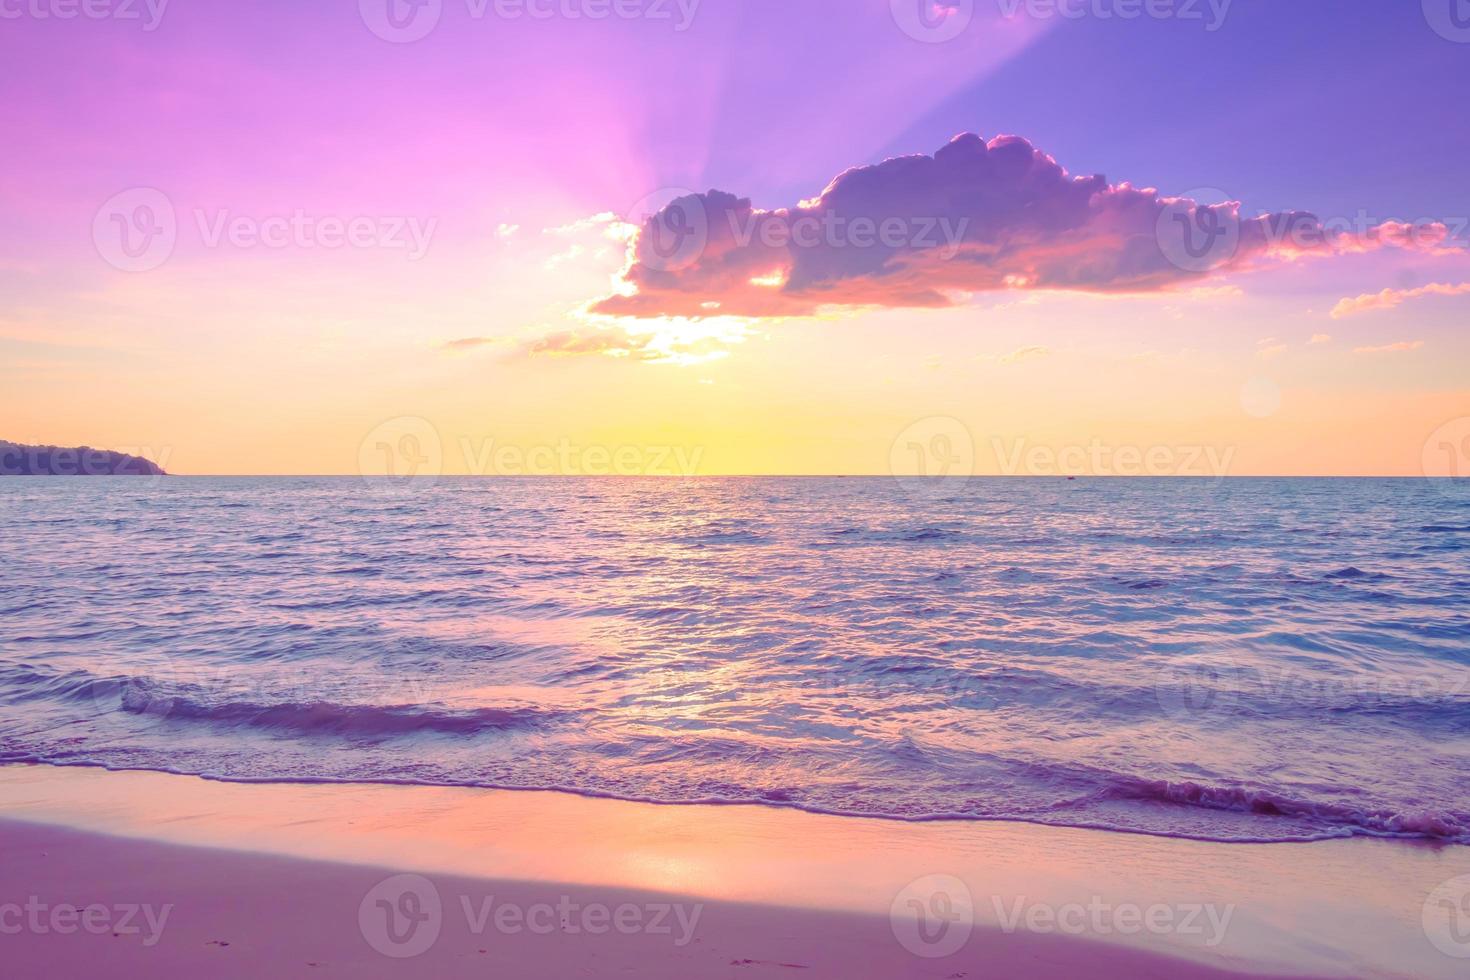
[3,477,1468,843]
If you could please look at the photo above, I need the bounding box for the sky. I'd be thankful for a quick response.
[2,0,1468,476]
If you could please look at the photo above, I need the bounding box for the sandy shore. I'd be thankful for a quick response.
[0,764,1464,979]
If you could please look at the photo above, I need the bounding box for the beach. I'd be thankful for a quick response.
[8,0,1470,976]
[1,763,1464,979]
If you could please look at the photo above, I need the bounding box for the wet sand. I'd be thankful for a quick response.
[0,763,1463,978]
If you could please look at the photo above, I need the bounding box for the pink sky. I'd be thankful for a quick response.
[3,1,1467,475]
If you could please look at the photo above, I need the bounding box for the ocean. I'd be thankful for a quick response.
[2,476,1467,844]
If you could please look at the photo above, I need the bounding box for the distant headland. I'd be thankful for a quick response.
[0,441,167,476]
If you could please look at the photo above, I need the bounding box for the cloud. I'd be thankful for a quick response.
[1309,333,1332,344]
[1258,343,1288,358]
[998,345,1050,364]
[544,244,586,270]
[527,328,655,359]
[525,325,734,366]
[1330,281,1470,319]
[1352,340,1425,354]
[444,336,501,350]
[592,133,1460,320]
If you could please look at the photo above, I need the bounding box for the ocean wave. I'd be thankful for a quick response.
[1096,775,1470,843]
[2,476,1468,847]
[116,685,555,737]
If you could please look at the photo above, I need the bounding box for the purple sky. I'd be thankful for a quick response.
[2,0,1468,475]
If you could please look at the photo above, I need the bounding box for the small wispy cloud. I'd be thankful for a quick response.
[1188,285,1243,300]
[1257,344,1288,358]
[544,244,586,270]
[1331,282,1470,319]
[496,223,519,239]
[525,324,738,366]
[1309,333,1332,344]
[998,345,1051,364]
[444,336,501,350]
[544,213,622,238]
[1352,340,1425,354]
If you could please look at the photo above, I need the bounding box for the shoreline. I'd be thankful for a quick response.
[1,763,1463,978]
[10,757,1452,847]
